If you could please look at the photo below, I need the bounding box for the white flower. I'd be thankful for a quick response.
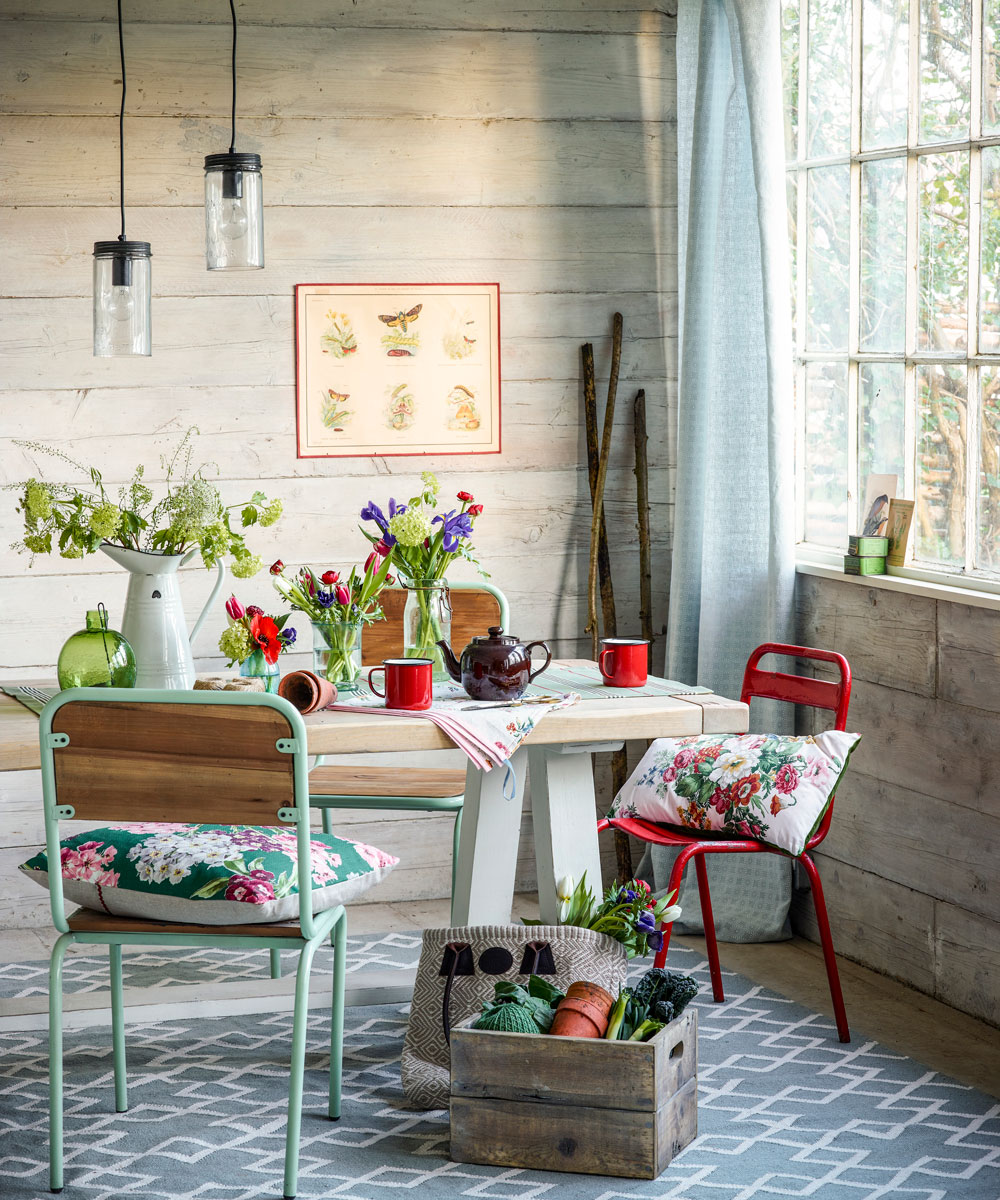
[556,875,574,921]
[659,904,682,925]
[709,748,761,786]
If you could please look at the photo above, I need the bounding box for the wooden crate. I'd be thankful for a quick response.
[449,1008,697,1179]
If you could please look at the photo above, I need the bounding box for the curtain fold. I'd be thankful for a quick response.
[642,0,797,942]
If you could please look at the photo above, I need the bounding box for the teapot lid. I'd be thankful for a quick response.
[473,625,517,645]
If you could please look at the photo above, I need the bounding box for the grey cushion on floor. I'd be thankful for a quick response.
[637,844,792,942]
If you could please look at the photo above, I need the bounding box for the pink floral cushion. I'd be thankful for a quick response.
[19,823,398,925]
[608,732,861,856]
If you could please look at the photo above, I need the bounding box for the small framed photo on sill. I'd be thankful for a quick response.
[294,282,501,459]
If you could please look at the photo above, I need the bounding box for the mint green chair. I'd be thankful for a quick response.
[38,688,346,1199]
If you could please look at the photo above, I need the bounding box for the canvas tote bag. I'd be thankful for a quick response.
[400,923,628,1109]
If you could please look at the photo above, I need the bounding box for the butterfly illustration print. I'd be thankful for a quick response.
[321,388,352,431]
[378,304,422,333]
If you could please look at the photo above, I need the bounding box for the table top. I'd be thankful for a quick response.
[0,662,748,771]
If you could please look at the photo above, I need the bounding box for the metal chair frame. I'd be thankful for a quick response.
[600,642,853,1042]
[38,687,346,1199]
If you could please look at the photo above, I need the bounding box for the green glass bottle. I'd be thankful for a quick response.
[57,609,137,689]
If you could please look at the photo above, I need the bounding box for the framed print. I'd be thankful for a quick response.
[295,282,501,458]
[886,498,915,566]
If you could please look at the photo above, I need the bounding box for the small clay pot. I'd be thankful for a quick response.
[549,981,616,1038]
[278,669,338,714]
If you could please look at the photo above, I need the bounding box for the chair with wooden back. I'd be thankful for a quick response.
[600,642,853,1043]
[38,687,346,1200]
[308,581,508,916]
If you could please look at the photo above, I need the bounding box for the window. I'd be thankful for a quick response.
[784,0,1000,581]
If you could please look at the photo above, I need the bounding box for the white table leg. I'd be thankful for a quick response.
[450,750,528,926]
[528,745,606,923]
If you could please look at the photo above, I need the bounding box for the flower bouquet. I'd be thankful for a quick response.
[359,472,485,678]
[219,595,296,693]
[536,872,681,958]
[271,554,393,690]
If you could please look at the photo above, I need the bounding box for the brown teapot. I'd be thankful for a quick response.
[437,627,552,702]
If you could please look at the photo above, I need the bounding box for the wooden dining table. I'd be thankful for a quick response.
[0,663,749,926]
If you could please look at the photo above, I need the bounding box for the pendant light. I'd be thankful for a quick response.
[93,0,151,358]
[204,0,264,270]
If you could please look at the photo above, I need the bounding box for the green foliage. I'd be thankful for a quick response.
[473,975,566,1034]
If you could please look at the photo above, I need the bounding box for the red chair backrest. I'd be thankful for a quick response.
[739,642,852,848]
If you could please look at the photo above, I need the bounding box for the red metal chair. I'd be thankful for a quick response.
[599,642,853,1042]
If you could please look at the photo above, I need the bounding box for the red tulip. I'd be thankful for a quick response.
[225,594,245,620]
[457,490,474,503]
[364,551,378,572]
[374,539,391,557]
[385,573,395,585]
[321,570,340,585]
[335,584,351,606]
[269,559,284,576]
[468,503,484,517]
[249,613,282,665]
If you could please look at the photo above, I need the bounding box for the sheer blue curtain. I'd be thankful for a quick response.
[643,0,797,940]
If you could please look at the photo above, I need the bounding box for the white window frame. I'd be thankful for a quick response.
[788,0,1000,596]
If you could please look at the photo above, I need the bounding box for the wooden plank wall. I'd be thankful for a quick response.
[796,574,1000,1027]
[0,2,678,927]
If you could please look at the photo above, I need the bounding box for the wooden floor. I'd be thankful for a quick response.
[2,895,998,1099]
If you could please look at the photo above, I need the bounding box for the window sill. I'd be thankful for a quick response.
[795,554,1000,614]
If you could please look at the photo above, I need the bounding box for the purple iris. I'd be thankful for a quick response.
[360,501,388,532]
[647,930,664,952]
[636,909,659,934]
[315,590,336,609]
[282,626,297,645]
[432,509,473,552]
[624,888,638,902]
[388,497,406,518]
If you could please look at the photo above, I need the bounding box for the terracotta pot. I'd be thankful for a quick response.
[278,669,338,714]
[549,981,616,1039]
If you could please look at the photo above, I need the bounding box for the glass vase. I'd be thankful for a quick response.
[240,648,280,693]
[312,620,363,692]
[403,580,451,681]
[57,609,137,689]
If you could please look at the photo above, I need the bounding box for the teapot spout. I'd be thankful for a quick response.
[436,639,462,682]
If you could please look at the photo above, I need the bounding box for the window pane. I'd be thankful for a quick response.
[981,146,1000,352]
[916,363,967,565]
[919,0,971,143]
[807,165,851,351]
[862,0,909,149]
[917,151,969,352]
[788,173,798,338]
[807,0,852,157]
[980,367,1000,571]
[860,363,907,501]
[804,362,849,547]
[985,0,1000,134]
[860,157,907,350]
[783,0,800,158]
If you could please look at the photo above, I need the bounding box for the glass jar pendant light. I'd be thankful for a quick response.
[204,0,264,270]
[93,0,151,357]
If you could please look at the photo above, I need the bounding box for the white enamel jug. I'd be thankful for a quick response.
[100,544,226,689]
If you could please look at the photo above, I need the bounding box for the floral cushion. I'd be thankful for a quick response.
[19,823,399,925]
[608,731,861,857]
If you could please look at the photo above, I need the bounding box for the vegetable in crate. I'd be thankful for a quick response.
[473,975,565,1034]
[604,967,699,1041]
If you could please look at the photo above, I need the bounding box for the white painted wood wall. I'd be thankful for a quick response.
[0,2,679,927]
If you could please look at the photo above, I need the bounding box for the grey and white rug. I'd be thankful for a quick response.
[0,939,997,1199]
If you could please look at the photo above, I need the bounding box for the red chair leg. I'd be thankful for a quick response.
[653,846,695,969]
[800,852,850,1043]
[694,854,725,1002]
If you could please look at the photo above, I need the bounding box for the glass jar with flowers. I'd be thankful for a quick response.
[360,473,485,680]
[218,595,296,692]
[271,554,393,692]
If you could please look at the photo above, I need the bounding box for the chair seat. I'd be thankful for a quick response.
[309,764,466,799]
[67,907,309,938]
[607,815,771,851]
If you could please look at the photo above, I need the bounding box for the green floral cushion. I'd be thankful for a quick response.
[19,823,399,925]
[608,731,861,856]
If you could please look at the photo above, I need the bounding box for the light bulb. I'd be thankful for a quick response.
[108,285,134,322]
[220,199,248,241]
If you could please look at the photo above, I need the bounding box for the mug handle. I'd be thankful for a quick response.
[525,640,552,682]
[598,647,615,680]
[367,666,386,698]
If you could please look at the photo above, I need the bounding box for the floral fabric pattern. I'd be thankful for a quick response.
[609,731,861,856]
[20,824,399,926]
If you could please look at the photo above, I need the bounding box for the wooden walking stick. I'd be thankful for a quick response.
[633,388,654,668]
[583,346,616,644]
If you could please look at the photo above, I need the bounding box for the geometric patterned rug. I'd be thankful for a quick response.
[1,940,998,1199]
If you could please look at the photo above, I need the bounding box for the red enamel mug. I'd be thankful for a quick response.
[368,658,434,710]
[598,638,649,687]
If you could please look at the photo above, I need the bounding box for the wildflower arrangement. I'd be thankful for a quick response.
[537,872,681,958]
[8,429,281,578]
[271,554,394,686]
[359,472,484,586]
[218,595,296,669]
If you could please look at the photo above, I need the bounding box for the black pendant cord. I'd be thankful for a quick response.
[228,0,237,154]
[116,0,126,241]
